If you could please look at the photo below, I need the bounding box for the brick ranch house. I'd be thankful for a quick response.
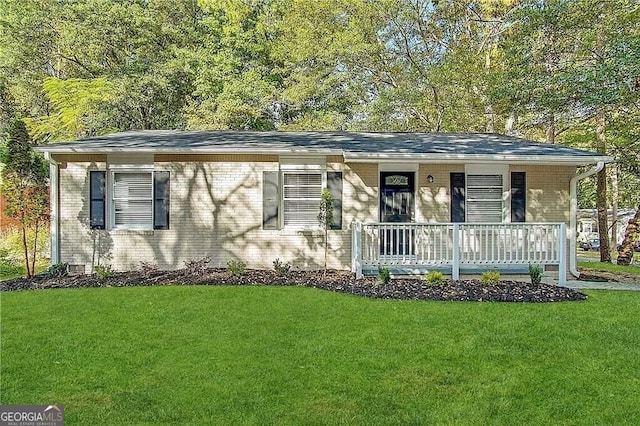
[36,131,612,285]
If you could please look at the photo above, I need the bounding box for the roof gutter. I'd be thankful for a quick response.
[34,146,346,156]
[344,153,613,165]
[569,161,605,278]
[35,147,613,167]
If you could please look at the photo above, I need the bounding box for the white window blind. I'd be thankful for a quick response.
[283,173,323,227]
[466,174,503,223]
[113,172,153,229]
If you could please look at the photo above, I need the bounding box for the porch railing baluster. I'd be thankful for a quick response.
[355,222,567,285]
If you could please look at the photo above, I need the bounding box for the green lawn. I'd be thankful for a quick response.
[578,249,640,263]
[578,260,640,276]
[2,286,640,425]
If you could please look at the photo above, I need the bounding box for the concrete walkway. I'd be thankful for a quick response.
[553,279,640,291]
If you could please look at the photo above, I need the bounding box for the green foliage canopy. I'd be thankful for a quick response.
[0,0,637,211]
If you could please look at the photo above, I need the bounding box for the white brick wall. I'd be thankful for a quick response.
[56,155,575,274]
[58,156,353,271]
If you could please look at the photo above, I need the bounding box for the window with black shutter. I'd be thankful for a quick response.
[91,169,170,230]
[262,170,342,230]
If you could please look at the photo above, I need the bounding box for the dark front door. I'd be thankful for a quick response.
[380,172,415,256]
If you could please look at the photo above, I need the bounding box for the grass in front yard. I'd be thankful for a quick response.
[578,261,640,276]
[2,286,640,424]
[578,249,640,262]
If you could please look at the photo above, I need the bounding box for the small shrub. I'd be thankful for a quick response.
[46,262,69,278]
[529,263,544,285]
[480,270,501,285]
[424,270,445,285]
[94,264,116,279]
[227,259,247,275]
[377,266,391,285]
[183,256,211,275]
[273,258,291,276]
[0,246,10,259]
[0,258,22,278]
[139,261,158,278]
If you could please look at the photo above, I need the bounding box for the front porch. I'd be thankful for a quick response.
[351,222,567,285]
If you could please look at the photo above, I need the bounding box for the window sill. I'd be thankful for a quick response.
[110,229,155,236]
[280,228,322,236]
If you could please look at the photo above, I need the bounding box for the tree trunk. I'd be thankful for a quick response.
[595,109,611,262]
[21,223,31,278]
[485,103,495,133]
[545,113,555,143]
[483,51,495,133]
[610,164,619,248]
[324,228,328,278]
[471,85,495,133]
[31,221,39,277]
[617,205,639,266]
[505,111,516,135]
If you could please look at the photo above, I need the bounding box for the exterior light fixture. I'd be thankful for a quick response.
[427,175,434,183]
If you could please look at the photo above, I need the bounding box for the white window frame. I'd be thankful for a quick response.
[281,171,326,230]
[464,164,508,223]
[279,156,326,231]
[109,168,155,230]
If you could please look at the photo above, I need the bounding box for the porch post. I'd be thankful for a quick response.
[46,153,60,265]
[452,223,460,280]
[558,223,567,286]
[352,221,363,279]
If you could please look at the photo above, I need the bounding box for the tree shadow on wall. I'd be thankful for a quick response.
[141,161,268,269]
[153,161,352,270]
[132,160,382,271]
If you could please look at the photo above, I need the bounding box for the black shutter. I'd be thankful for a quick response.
[89,171,106,229]
[450,172,465,223]
[154,171,170,230]
[511,172,526,223]
[263,171,279,229]
[327,171,343,230]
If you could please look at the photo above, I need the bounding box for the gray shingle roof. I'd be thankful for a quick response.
[37,130,611,164]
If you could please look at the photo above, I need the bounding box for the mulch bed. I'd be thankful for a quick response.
[0,269,587,303]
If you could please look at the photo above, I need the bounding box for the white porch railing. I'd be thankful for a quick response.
[352,222,567,285]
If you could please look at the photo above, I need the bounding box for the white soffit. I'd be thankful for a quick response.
[107,153,154,169]
[279,155,326,171]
